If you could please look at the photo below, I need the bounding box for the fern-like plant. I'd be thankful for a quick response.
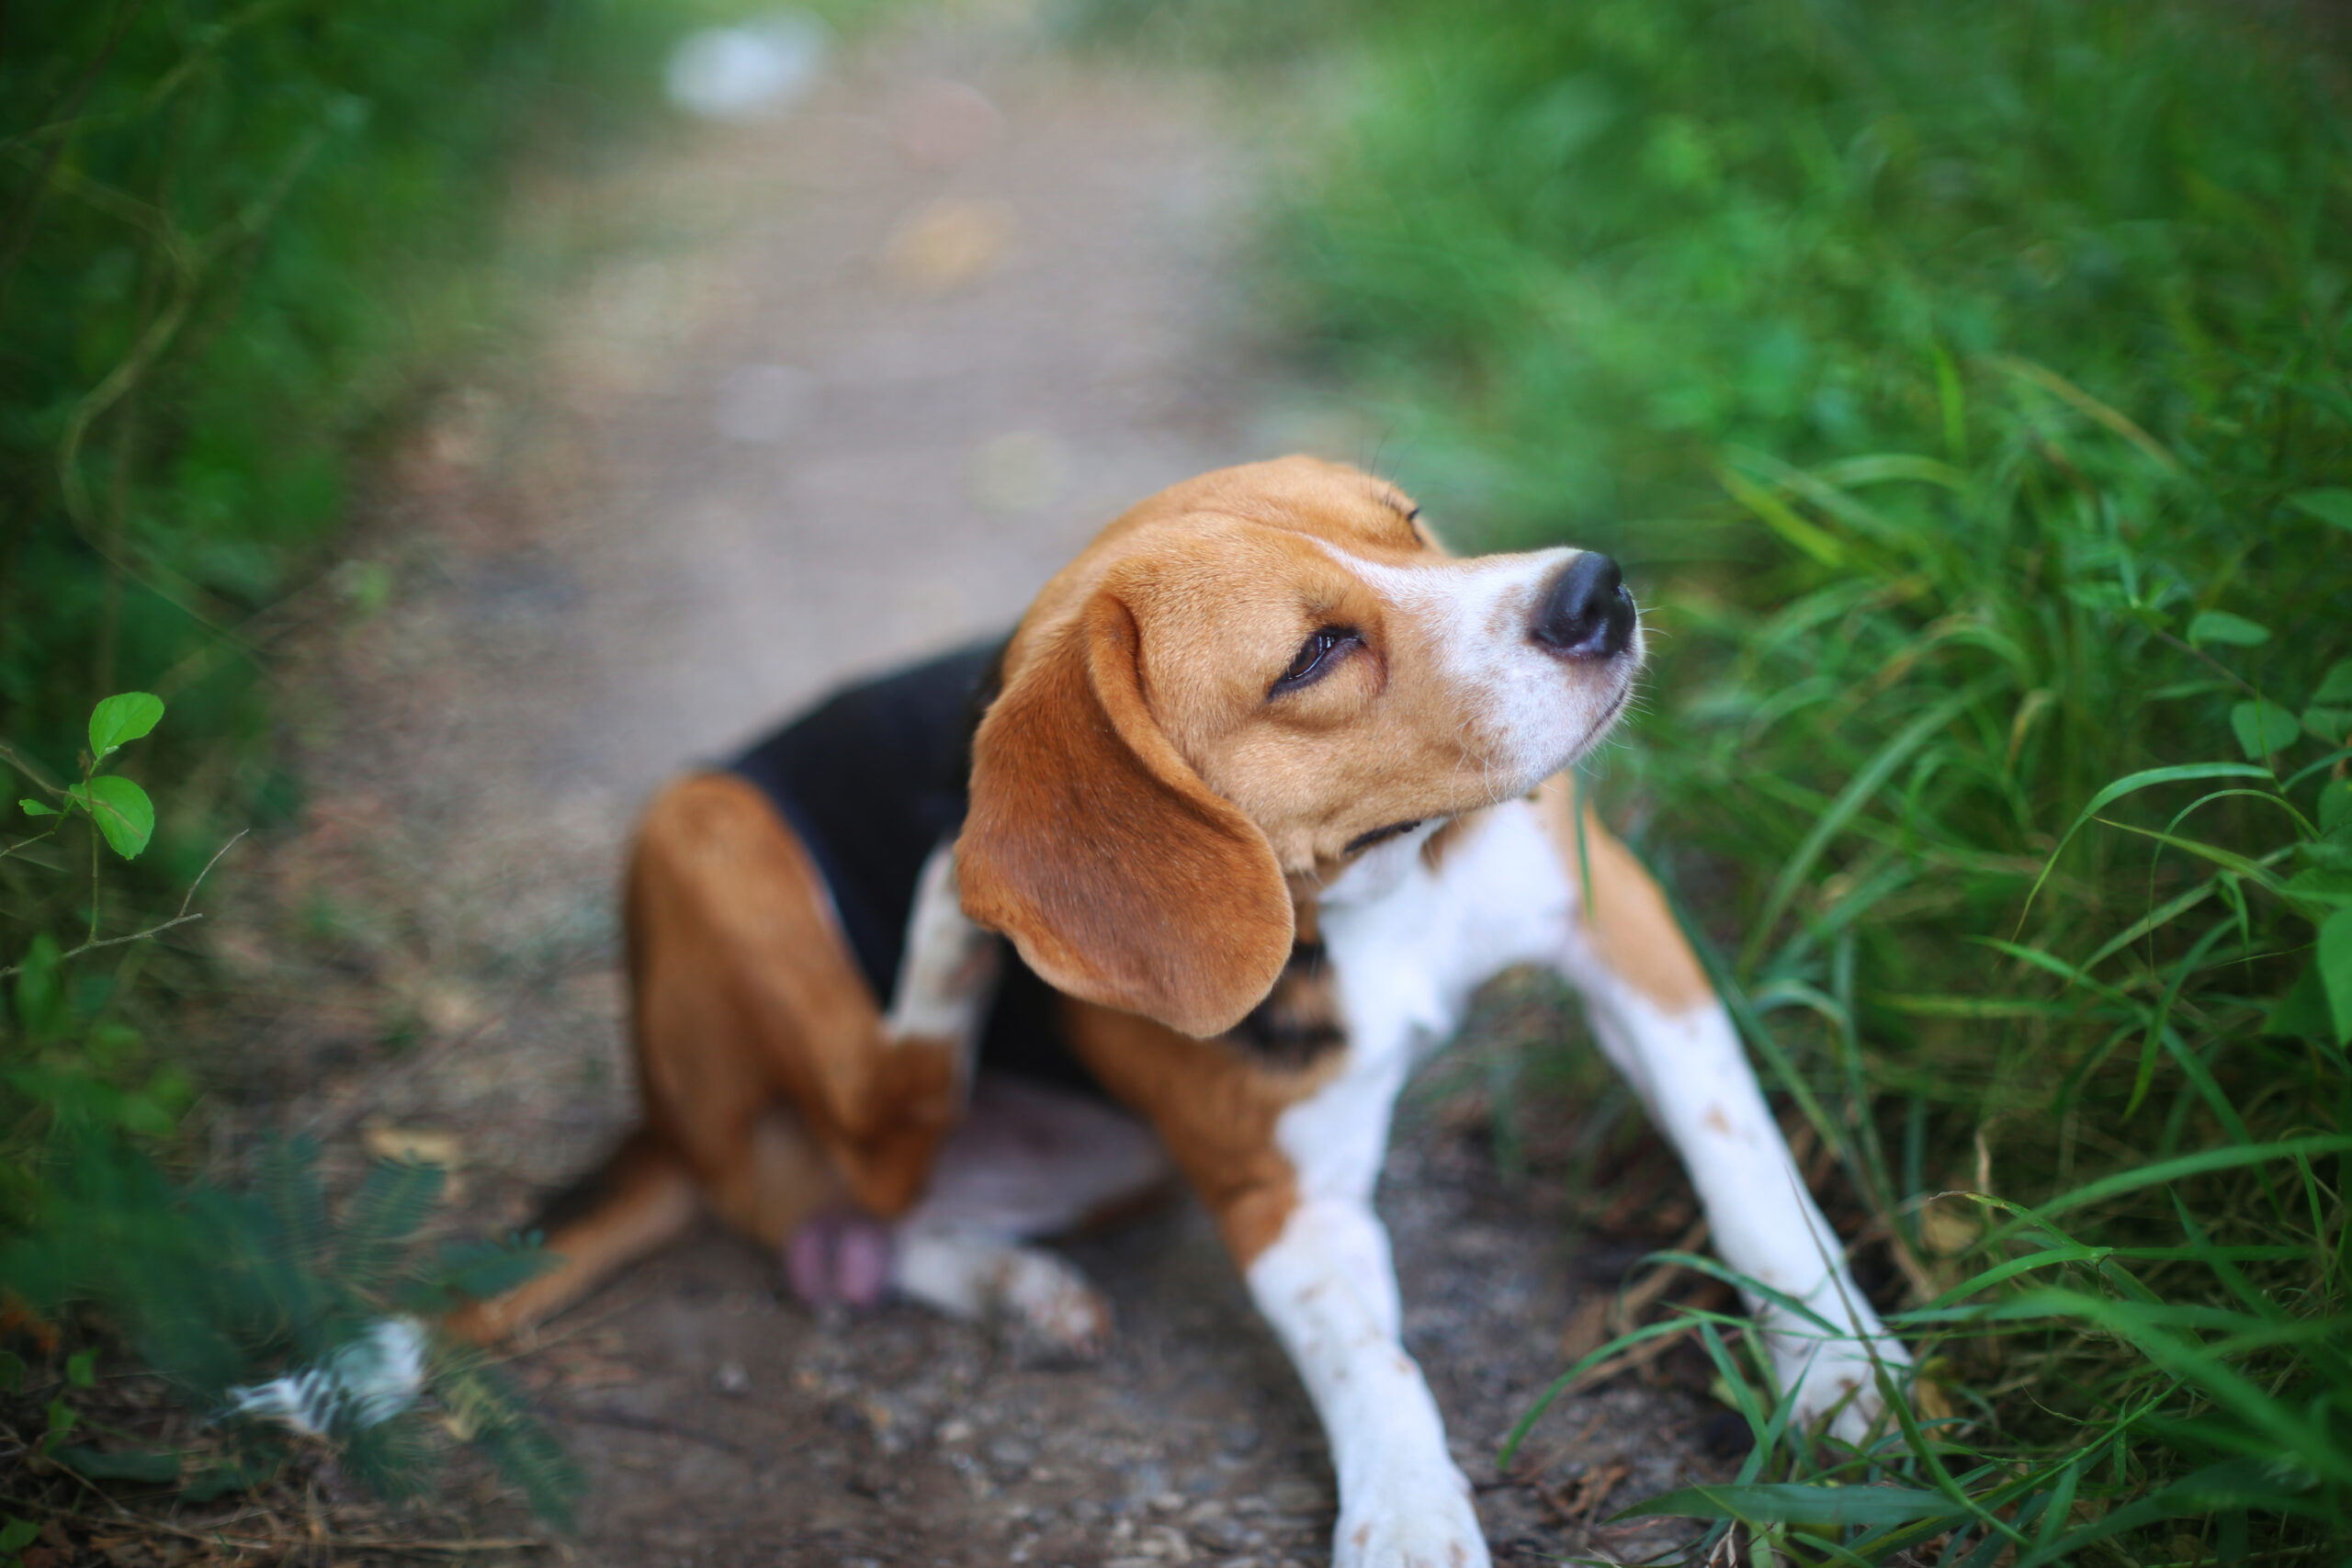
[1,1134,578,1521]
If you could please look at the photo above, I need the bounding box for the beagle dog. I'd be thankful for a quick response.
[455,457,1906,1567]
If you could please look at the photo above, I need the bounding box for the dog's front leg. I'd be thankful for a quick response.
[1245,1181,1487,1567]
[1544,794,1908,1439]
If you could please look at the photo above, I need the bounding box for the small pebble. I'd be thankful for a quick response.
[712,1360,750,1395]
[987,1434,1040,1472]
[1263,1478,1328,1515]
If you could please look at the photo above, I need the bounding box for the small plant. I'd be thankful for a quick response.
[14,692,165,862]
[3,694,208,1219]
[1,1136,578,1524]
[3,698,576,1528]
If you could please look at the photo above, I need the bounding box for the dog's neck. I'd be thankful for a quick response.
[1303,812,1470,910]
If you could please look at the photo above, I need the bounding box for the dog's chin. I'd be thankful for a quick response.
[1534,673,1636,783]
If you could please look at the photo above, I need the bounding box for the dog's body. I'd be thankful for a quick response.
[457,458,1905,1567]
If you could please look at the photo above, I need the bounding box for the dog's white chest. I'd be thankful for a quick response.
[1276,802,1576,1200]
[1320,801,1576,1059]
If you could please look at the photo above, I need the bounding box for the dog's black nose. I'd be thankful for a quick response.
[1532,552,1634,660]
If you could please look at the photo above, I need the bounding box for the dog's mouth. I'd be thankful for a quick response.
[1563,675,1635,768]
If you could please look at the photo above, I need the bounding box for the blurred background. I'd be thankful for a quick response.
[4,1,2349,1563]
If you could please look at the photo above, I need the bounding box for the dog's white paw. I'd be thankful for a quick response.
[1764,1295,1912,1444]
[1333,1477,1488,1568]
[992,1247,1113,1359]
[893,1226,1112,1358]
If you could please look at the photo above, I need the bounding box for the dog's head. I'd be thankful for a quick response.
[957,456,1641,1038]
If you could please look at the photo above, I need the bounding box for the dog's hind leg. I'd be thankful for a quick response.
[887,1073,1171,1355]
[631,776,981,1219]
[447,1129,701,1342]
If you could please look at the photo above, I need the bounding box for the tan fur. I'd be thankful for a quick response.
[457,455,1639,1340]
[959,592,1295,1039]
[447,1131,698,1342]
[960,456,1579,1021]
[630,774,964,1215]
[969,459,1529,881]
[1057,995,1343,1266]
[1534,776,1713,1012]
[449,774,962,1341]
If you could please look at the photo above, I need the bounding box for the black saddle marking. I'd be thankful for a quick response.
[1228,936,1347,1067]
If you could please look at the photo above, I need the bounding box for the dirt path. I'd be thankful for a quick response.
[214,11,1724,1564]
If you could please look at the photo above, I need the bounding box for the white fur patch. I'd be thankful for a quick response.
[1246,1201,1487,1568]
[888,1076,1168,1359]
[1259,800,1905,1562]
[893,1226,1113,1355]
[1317,542,1643,799]
[883,842,1000,1055]
[1554,956,1910,1438]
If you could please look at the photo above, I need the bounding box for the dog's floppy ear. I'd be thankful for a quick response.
[958,592,1294,1039]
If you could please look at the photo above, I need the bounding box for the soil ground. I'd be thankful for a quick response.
[195,11,1738,1564]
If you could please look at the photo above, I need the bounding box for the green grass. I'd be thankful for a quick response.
[1,0,897,1167]
[0,0,874,879]
[0,0,873,1519]
[1078,0,2352,1560]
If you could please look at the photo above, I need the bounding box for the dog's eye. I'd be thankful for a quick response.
[1273,628,1356,694]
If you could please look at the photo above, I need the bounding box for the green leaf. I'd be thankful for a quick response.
[2321,908,2352,1047]
[77,774,153,859]
[53,1444,180,1483]
[2229,699,2299,761]
[1748,682,1986,964]
[2305,706,2352,745]
[65,1348,95,1387]
[2289,487,2352,532]
[86,692,164,759]
[12,934,65,1041]
[1617,1481,1954,1527]
[1717,462,1847,566]
[2185,610,2269,647]
[0,1518,36,1555]
[338,1159,446,1292]
[2315,660,2352,706]
[421,1235,558,1307]
[17,798,55,817]
[114,1093,175,1139]
[2264,960,2335,1041]
[2011,1134,2352,1224]
[2284,866,2352,908]
[2322,777,2352,834]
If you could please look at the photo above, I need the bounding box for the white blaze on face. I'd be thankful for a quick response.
[1319,541,1643,793]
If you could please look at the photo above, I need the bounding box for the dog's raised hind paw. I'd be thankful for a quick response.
[891,1225,1112,1359]
[993,1247,1113,1361]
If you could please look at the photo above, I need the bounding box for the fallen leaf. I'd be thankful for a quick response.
[361,1126,463,1168]
[882,199,1015,292]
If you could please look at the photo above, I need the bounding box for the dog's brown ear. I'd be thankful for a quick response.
[958,592,1293,1039]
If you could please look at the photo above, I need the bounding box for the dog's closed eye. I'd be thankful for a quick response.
[1272,627,1361,696]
